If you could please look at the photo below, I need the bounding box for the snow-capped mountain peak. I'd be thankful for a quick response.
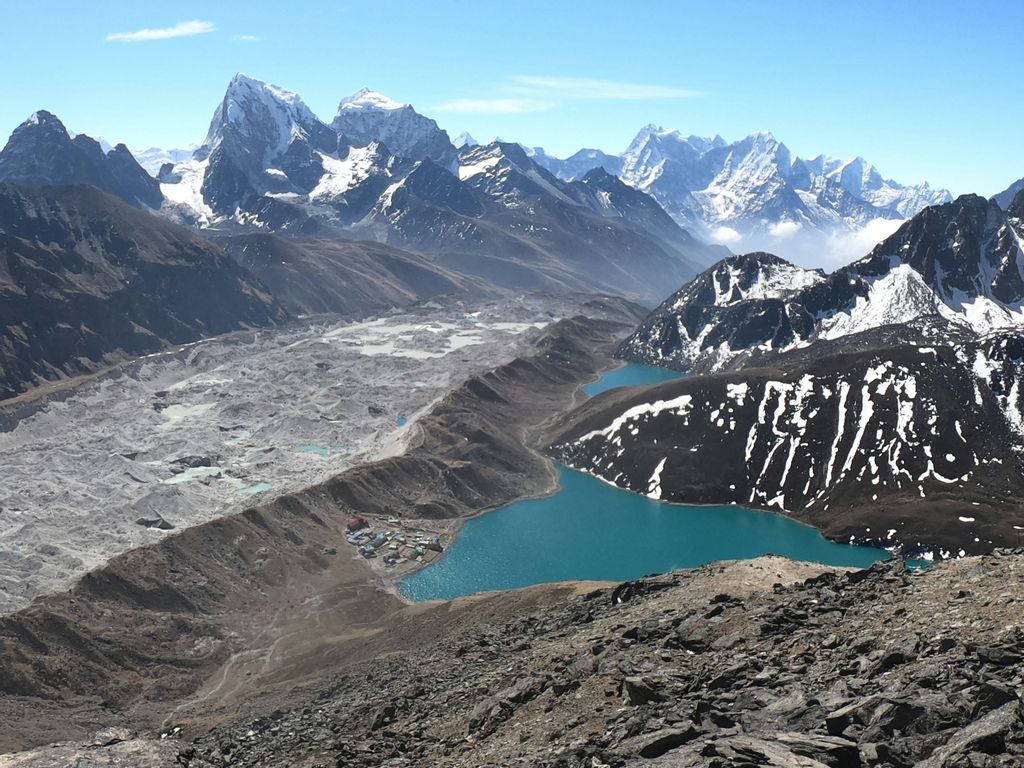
[338,87,406,111]
[534,125,955,254]
[332,87,453,164]
[131,146,198,177]
[452,131,477,149]
[203,73,326,156]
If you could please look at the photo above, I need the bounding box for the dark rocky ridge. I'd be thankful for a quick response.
[0,184,287,399]
[214,233,486,316]
[548,334,1024,559]
[0,111,161,208]
[376,143,721,302]
[0,307,645,752]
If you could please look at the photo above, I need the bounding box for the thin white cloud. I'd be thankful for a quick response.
[433,98,555,114]
[106,20,216,43]
[436,74,699,116]
[767,220,803,238]
[509,75,701,101]
[721,218,905,269]
[710,226,743,245]
[234,34,261,42]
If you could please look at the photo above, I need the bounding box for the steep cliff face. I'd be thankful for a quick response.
[0,184,286,399]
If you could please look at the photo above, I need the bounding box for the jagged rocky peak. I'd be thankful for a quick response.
[619,193,1024,374]
[332,86,453,163]
[190,74,341,217]
[830,155,885,196]
[455,141,572,206]
[456,141,531,182]
[572,124,957,239]
[6,109,69,143]
[861,192,1024,305]
[0,110,161,208]
[204,72,334,157]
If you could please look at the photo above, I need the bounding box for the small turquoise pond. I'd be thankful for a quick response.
[298,444,331,458]
[400,363,889,601]
[236,481,272,496]
[582,363,685,395]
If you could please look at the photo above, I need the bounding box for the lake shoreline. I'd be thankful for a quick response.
[400,362,892,602]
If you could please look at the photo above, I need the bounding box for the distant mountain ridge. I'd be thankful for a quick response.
[0,184,286,399]
[0,111,160,208]
[150,74,721,301]
[0,73,971,305]
[533,126,952,245]
[619,189,1024,373]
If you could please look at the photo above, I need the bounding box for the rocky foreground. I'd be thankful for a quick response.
[13,552,1022,767]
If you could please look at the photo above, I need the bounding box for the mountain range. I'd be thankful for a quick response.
[0,73,968,296]
[148,74,719,300]
[532,127,953,247]
[619,189,1024,373]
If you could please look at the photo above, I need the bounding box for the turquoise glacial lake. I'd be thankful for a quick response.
[582,362,685,395]
[400,364,889,601]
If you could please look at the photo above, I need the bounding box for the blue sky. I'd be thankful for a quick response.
[2,0,1021,195]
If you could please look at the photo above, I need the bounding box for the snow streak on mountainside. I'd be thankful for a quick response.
[535,127,952,265]
[620,190,1024,373]
[550,335,1024,559]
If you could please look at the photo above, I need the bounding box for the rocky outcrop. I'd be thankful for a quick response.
[164,553,1023,767]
